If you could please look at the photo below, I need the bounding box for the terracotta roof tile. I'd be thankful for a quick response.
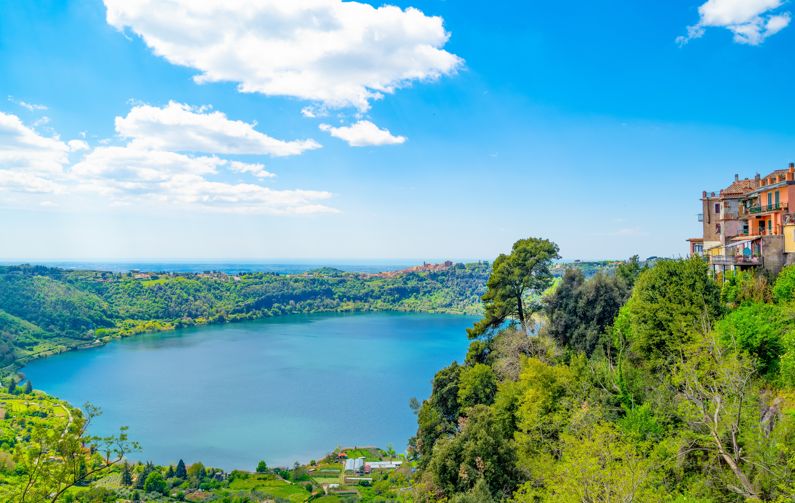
[721,178,756,196]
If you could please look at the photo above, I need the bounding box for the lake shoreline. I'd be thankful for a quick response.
[23,311,477,470]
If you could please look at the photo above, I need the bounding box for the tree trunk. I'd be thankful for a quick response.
[516,296,526,333]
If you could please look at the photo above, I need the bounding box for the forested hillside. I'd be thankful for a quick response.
[411,238,795,502]
[0,263,490,371]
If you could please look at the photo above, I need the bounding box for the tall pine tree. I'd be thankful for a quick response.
[175,459,187,479]
[121,462,133,486]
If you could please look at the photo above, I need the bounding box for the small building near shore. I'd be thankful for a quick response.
[344,457,365,473]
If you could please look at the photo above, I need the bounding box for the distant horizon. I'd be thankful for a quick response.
[0,255,663,265]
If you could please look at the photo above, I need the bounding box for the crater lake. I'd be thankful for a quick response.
[22,312,476,470]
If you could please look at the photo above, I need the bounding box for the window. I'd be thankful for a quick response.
[714,203,720,213]
[775,190,780,208]
[768,220,773,233]
[716,223,721,234]
[768,192,773,210]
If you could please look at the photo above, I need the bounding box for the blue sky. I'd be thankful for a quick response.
[2,0,795,261]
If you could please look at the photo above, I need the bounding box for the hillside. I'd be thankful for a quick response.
[0,262,490,371]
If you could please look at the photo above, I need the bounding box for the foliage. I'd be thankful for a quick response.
[717,302,789,378]
[413,253,795,502]
[621,257,722,369]
[0,262,490,373]
[143,470,167,495]
[721,270,773,307]
[457,363,497,408]
[773,264,795,303]
[176,458,187,479]
[468,238,559,338]
[424,405,521,500]
[544,268,630,356]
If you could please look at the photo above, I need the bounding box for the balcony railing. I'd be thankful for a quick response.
[709,255,763,266]
[747,202,787,214]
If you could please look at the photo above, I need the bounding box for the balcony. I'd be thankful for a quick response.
[709,255,763,266]
[747,202,787,214]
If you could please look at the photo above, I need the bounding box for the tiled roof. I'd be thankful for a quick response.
[721,178,756,196]
[762,169,789,181]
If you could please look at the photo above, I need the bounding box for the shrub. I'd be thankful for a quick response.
[717,303,788,377]
[773,265,795,303]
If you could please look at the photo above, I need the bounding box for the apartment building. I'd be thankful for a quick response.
[688,163,795,275]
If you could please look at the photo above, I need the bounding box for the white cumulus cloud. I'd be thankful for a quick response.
[319,120,406,147]
[116,101,320,156]
[0,110,336,215]
[678,0,791,45]
[103,0,462,111]
[0,112,70,175]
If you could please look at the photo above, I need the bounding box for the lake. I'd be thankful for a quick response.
[23,312,475,470]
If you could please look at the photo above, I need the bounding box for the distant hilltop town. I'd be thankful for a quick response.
[689,162,795,275]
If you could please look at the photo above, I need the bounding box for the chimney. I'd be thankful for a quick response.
[734,174,739,182]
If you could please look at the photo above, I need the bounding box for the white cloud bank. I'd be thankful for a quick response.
[103,0,462,111]
[117,102,320,156]
[0,105,335,215]
[678,0,791,45]
[319,120,406,147]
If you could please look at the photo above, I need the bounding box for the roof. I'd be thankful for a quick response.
[762,169,789,181]
[344,458,365,471]
[721,178,756,196]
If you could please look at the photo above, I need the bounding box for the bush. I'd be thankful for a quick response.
[773,265,795,303]
[717,303,788,377]
[144,471,167,495]
[457,364,497,408]
[623,258,721,368]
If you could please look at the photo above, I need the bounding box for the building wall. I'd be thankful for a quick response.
[702,194,720,242]
[762,235,786,276]
[785,223,795,253]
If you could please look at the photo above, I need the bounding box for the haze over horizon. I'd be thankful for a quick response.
[3,0,795,260]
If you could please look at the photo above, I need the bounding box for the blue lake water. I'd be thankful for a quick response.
[23,312,475,470]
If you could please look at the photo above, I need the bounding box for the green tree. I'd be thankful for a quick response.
[143,470,167,495]
[255,460,268,473]
[426,405,521,499]
[175,458,187,479]
[615,255,644,289]
[622,258,721,369]
[410,362,463,465]
[187,461,206,487]
[670,332,761,499]
[22,380,32,394]
[121,462,133,486]
[136,463,153,489]
[457,363,497,408]
[13,403,138,502]
[545,270,626,356]
[468,238,560,338]
[7,378,16,394]
[717,302,788,377]
[773,264,795,303]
